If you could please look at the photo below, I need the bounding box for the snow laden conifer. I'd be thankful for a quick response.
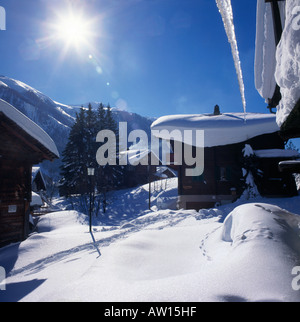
[59,108,88,197]
[60,103,125,214]
[241,144,261,200]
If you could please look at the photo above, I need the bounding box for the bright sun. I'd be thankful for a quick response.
[47,8,97,54]
[57,13,91,47]
[43,6,103,64]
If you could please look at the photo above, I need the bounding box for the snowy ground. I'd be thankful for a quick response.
[0,178,300,302]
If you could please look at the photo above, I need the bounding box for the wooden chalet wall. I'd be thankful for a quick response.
[0,161,32,245]
[178,142,245,210]
[0,125,35,245]
[177,132,296,210]
[0,111,57,246]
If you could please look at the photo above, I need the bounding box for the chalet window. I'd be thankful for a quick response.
[216,166,232,182]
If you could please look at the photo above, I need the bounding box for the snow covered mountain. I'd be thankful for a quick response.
[0,76,154,177]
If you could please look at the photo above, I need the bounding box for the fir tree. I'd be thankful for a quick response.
[60,102,126,214]
[60,108,88,196]
[97,102,106,132]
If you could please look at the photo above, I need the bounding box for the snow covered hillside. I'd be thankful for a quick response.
[0,178,299,302]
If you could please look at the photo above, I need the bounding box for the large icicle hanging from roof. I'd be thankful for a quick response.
[216,0,247,119]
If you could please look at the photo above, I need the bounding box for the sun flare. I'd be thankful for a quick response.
[55,12,92,48]
[42,6,104,67]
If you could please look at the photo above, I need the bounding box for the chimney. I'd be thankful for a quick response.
[214,105,221,115]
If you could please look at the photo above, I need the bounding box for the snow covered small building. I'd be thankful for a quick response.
[32,167,47,192]
[0,99,59,246]
[151,112,298,210]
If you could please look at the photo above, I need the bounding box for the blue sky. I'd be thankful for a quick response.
[0,0,266,118]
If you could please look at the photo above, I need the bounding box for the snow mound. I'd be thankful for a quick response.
[37,211,83,233]
[218,203,300,301]
[222,203,300,246]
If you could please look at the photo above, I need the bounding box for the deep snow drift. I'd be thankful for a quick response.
[0,179,299,302]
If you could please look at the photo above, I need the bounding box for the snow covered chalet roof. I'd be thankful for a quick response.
[0,98,59,158]
[151,112,280,148]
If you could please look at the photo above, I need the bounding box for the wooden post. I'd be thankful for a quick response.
[148,165,151,210]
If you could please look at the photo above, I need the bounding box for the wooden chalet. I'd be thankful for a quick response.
[0,99,59,246]
[151,111,298,210]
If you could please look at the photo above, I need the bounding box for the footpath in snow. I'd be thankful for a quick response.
[0,178,300,302]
